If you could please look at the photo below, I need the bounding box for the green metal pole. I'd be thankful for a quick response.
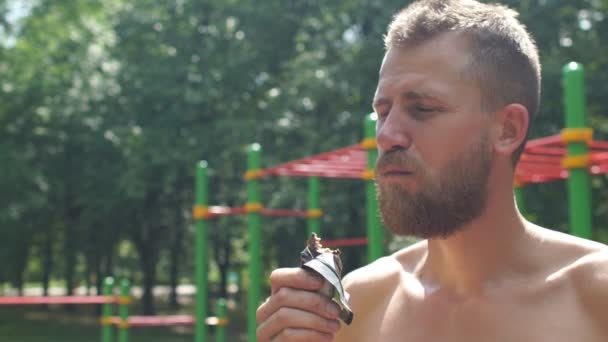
[216,298,227,342]
[563,62,592,239]
[365,113,384,262]
[307,177,321,237]
[118,279,130,342]
[101,277,114,342]
[247,144,262,342]
[195,161,209,342]
[514,185,526,217]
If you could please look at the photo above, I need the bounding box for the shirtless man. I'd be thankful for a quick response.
[256,1,608,341]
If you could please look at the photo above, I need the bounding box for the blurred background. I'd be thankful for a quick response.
[1,0,607,341]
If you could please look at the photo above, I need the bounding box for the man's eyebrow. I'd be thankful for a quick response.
[372,90,442,109]
[402,90,440,100]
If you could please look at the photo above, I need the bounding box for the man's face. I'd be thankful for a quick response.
[376,130,492,238]
[372,33,494,239]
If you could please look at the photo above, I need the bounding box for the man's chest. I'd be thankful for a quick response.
[356,286,599,342]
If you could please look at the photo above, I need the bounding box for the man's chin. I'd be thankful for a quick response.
[383,220,463,240]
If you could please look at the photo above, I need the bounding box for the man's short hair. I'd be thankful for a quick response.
[385,0,541,165]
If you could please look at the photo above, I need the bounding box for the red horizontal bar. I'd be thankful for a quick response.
[524,134,562,149]
[518,155,562,164]
[266,169,366,179]
[524,146,566,157]
[517,168,567,176]
[322,237,368,248]
[260,208,308,217]
[307,161,367,169]
[111,315,196,327]
[260,144,365,178]
[321,154,367,163]
[285,166,366,174]
[110,314,228,327]
[516,168,567,177]
[285,163,366,171]
[592,152,608,163]
[0,296,115,305]
[590,141,608,150]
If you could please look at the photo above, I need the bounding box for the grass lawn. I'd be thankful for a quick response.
[0,304,247,342]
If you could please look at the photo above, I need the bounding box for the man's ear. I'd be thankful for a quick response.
[493,104,530,157]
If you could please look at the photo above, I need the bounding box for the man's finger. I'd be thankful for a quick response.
[256,287,341,324]
[269,268,323,294]
[256,307,340,342]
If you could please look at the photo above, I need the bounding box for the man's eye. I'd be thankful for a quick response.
[415,106,435,112]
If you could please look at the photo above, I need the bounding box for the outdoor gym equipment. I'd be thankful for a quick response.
[99,277,228,342]
[192,162,376,342]
[0,279,228,342]
[194,113,384,342]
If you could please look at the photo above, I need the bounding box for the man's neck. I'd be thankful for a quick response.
[415,188,531,296]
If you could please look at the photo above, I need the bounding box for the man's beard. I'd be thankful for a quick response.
[376,133,492,239]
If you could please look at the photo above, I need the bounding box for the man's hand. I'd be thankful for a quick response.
[256,267,342,342]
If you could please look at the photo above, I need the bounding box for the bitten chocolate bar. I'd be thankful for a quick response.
[300,233,354,325]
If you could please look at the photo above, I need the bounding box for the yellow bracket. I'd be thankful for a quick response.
[192,206,210,220]
[100,317,113,326]
[117,320,130,329]
[361,169,375,180]
[307,209,323,218]
[561,128,593,144]
[360,138,377,150]
[205,317,230,327]
[116,296,132,305]
[245,202,263,213]
[244,169,263,180]
[562,154,591,169]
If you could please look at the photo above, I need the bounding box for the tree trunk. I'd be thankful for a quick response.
[15,273,24,296]
[213,235,231,299]
[168,245,180,309]
[104,252,114,279]
[85,257,92,296]
[140,254,157,315]
[41,229,53,311]
[42,229,53,297]
[13,235,29,297]
[64,227,76,312]
[168,205,185,309]
[94,254,103,315]
[219,237,231,299]
[94,254,103,296]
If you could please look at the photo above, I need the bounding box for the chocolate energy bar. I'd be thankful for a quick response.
[300,233,354,325]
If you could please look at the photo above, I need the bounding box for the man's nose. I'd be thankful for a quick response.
[376,111,412,152]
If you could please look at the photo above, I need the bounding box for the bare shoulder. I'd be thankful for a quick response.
[569,248,608,329]
[340,240,427,315]
[531,225,608,329]
[528,224,606,253]
[342,240,427,295]
[334,241,426,342]
[528,225,607,268]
